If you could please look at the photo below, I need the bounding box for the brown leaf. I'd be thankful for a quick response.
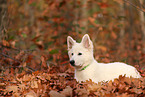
[22,74,32,82]
[123,77,132,85]
[130,88,143,94]
[113,79,120,86]
[41,56,48,69]
[118,83,126,90]
[88,17,99,27]
[2,40,9,46]
[97,45,107,52]
[12,92,20,97]
[111,31,117,39]
[75,88,89,97]
[49,90,65,97]
[6,85,18,92]
[25,90,37,97]
[18,84,27,91]
[35,41,44,49]
[116,93,129,97]
[87,81,102,91]
[61,86,73,97]
[15,51,24,60]
[0,83,5,86]
[97,2,109,8]
[26,55,33,63]
[30,80,38,88]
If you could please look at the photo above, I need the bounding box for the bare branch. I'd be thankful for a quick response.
[0,53,21,63]
[124,0,145,12]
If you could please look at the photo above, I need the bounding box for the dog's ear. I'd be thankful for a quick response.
[81,34,93,49]
[67,36,76,50]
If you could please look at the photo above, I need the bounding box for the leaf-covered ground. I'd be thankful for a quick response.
[0,65,145,97]
[1,33,145,97]
[0,36,145,97]
[0,44,145,97]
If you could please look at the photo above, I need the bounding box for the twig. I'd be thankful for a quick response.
[0,43,34,52]
[4,66,37,72]
[0,43,20,51]
[26,66,37,71]
[0,78,16,84]
[124,0,145,12]
[0,53,20,63]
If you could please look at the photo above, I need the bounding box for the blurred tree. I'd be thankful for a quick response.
[139,0,145,53]
[74,0,79,33]
[3,0,145,67]
[0,0,7,41]
[119,2,125,52]
[24,0,35,26]
[128,2,134,45]
[80,0,88,34]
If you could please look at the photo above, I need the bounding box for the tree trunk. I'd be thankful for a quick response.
[24,1,35,26]
[74,0,79,33]
[139,0,145,53]
[128,2,134,50]
[0,0,7,41]
[119,3,125,52]
[80,0,88,34]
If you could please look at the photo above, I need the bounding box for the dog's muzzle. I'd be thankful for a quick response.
[70,60,75,66]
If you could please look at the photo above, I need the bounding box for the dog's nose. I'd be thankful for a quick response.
[70,60,75,66]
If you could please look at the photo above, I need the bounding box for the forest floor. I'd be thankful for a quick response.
[0,33,145,97]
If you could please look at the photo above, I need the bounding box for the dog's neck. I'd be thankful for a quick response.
[76,60,96,71]
[79,64,90,71]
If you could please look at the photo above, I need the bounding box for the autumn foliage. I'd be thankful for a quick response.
[0,0,145,97]
[1,60,145,96]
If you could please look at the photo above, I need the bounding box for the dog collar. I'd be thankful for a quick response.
[80,64,90,71]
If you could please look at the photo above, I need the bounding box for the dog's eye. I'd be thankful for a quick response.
[71,53,74,55]
[78,53,82,55]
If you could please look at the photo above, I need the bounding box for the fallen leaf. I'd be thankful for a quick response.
[6,85,18,92]
[30,80,38,88]
[61,86,73,97]
[22,74,32,82]
[75,88,89,97]
[0,83,5,86]
[15,50,24,60]
[18,84,27,91]
[2,40,9,46]
[12,92,20,97]
[25,90,37,97]
[97,45,107,52]
[49,90,65,97]
[41,56,48,69]
[111,31,117,39]
[130,88,143,94]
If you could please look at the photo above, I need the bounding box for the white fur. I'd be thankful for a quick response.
[67,34,141,83]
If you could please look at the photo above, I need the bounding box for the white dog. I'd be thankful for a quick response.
[67,34,141,83]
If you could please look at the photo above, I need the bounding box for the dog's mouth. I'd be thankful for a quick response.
[69,60,83,68]
[70,63,82,67]
[76,64,82,67]
[72,64,82,68]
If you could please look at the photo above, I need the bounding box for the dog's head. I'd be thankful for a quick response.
[67,34,94,70]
